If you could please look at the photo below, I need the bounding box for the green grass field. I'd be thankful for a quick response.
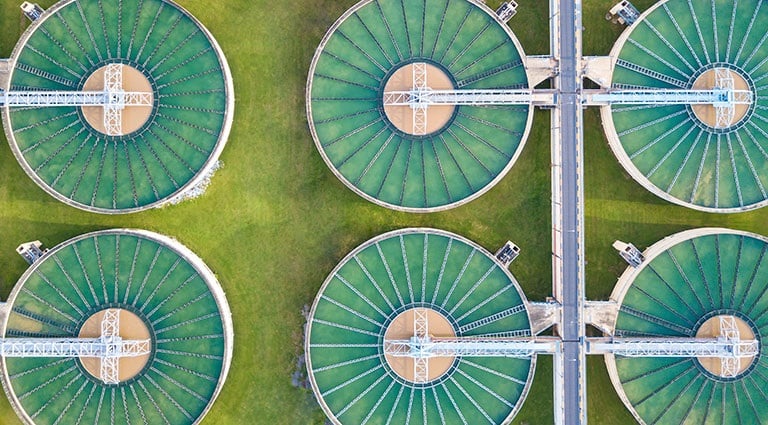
[0,0,762,424]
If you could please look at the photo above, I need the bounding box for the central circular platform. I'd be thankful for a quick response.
[81,64,153,135]
[694,315,756,377]
[690,68,751,129]
[383,308,456,382]
[382,63,455,135]
[78,309,151,383]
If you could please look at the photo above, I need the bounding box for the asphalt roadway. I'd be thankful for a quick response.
[557,0,585,423]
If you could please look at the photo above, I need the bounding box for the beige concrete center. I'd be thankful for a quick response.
[691,68,750,128]
[695,315,755,377]
[78,309,151,382]
[383,63,454,135]
[384,308,455,382]
[82,64,153,135]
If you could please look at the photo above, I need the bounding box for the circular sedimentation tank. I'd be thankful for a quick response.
[606,228,768,424]
[3,0,234,213]
[602,0,768,212]
[306,228,535,424]
[1,229,233,425]
[307,0,533,212]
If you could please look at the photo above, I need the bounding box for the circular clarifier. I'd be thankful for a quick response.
[606,228,768,424]
[602,0,768,212]
[307,0,533,211]
[306,228,535,424]
[3,0,234,213]
[0,229,233,425]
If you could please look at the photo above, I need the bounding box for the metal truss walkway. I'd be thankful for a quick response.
[382,62,554,134]
[0,63,152,135]
[587,88,752,105]
[585,68,752,128]
[0,309,150,384]
[383,89,544,106]
[381,307,759,385]
[0,91,152,107]
[384,336,558,358]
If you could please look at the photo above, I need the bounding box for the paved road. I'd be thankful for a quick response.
[557,0,585,423]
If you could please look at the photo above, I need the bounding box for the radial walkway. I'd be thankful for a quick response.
[0,308,151,385]
[2,63,153,136]
[383,88,555,107]
[589,88,751,106]
[0,91,151,107]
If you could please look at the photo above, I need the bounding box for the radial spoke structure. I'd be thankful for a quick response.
[606,229,768,424]
[307,0,533,211]
[1,230,233,425]
[4,0,233,213]
[307,229,536,425]
[602,0,768,212]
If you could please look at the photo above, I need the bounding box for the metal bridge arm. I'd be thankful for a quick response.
[0,91,153,107]
[383,89,535,106]
[586,89,753,105]
[587,337,759,358]
[384,337,559,358]
[0,338,151,357]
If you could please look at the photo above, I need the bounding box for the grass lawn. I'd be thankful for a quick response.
[0,0,761,424]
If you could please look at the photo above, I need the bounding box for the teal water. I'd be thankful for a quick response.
[611,0,768,210]
[308,230,533,424]
[5,231,227,425]
[309,0,530,210]
[615,232,768,424]
[9,0,229,211]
